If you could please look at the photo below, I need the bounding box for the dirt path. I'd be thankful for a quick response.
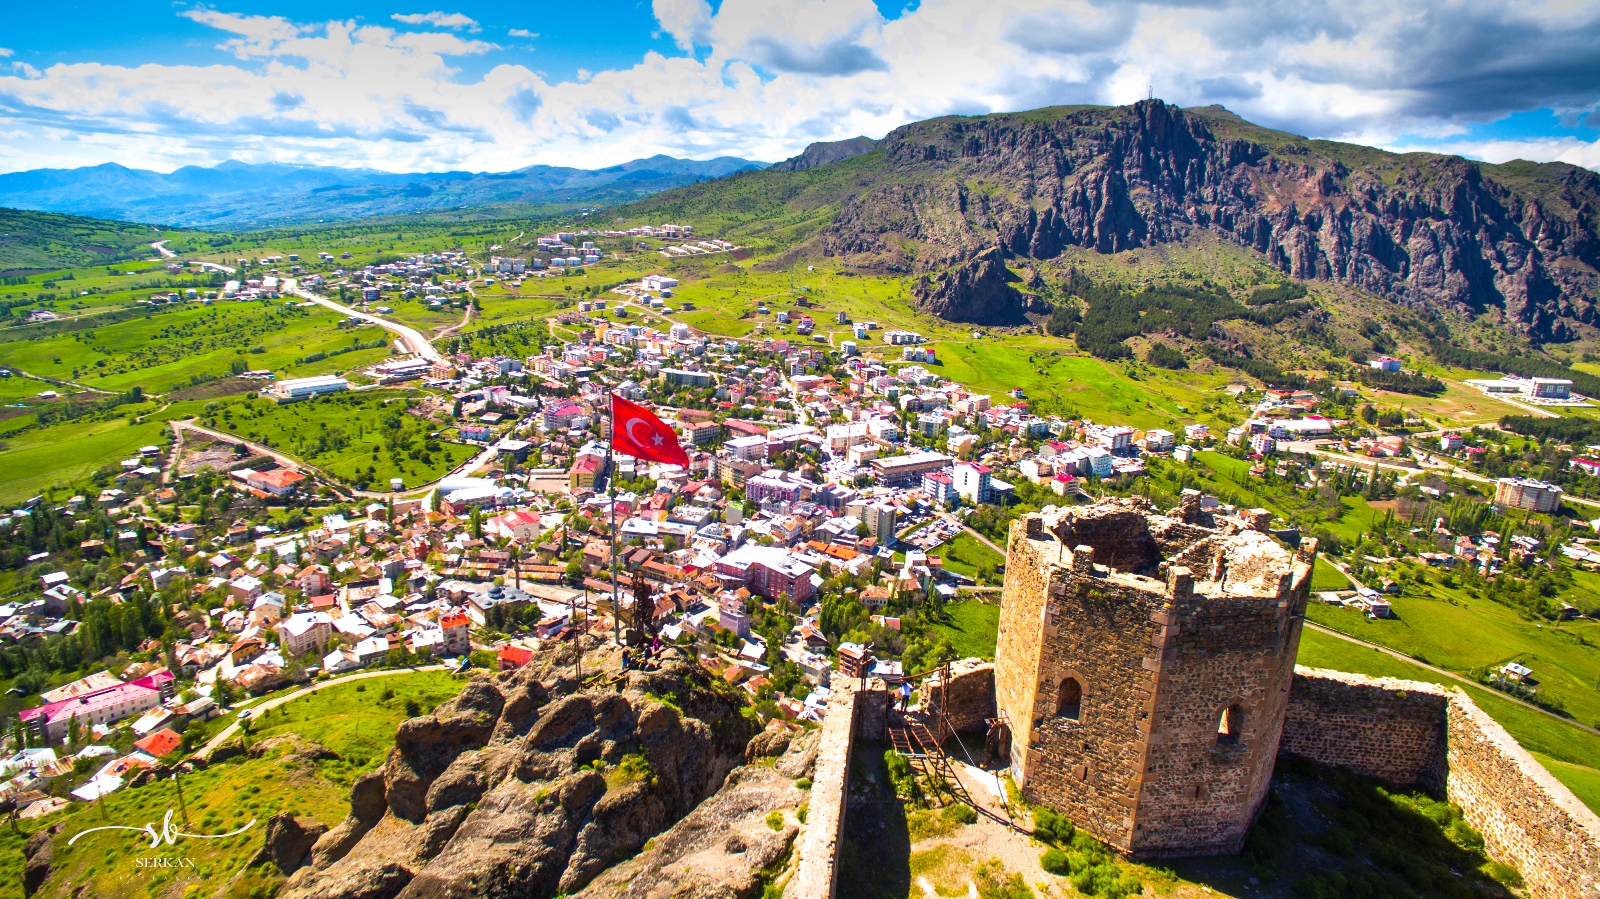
[434,298,476,340]
[197,665,450,759]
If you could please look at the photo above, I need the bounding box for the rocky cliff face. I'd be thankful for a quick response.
[280,645,757,899]
[818,101,1600,340]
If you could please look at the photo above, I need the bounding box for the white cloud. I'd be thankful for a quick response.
[0,1,1598,175]
[0,48,13,58]
[508,29,538,39]
[652,0,712,51]
[392,11,481,31]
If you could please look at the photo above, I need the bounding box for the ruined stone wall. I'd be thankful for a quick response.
[792,680,859,899]
[1129,575,1306,857]
[921,658,996,742]
[999,539,1166,852]
[994,518,1055,793]
[1280,667,1449,787]
[1445,691,1600,899]
[1280,668,1600,899]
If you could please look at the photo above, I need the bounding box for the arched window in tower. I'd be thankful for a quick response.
[1217,704,1244,746]
[1057,677,1083,721]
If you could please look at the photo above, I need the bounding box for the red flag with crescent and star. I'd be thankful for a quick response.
[610,394,690,467]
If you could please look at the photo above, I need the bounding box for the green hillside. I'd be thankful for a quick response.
[0,208,195,273]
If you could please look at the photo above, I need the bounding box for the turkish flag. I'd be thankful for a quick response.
[611,394,690,467]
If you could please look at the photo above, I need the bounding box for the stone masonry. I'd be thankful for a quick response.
[994,497,1315,857]
[1284,667,1600,899]
[920,657,998,743]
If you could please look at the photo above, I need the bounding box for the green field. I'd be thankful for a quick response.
[0,301,393,394]
[0,417,169,506]
[931,531,1005,583]
[1298,628,1600,812]
[1310,556,1350,592]
[1306,580,1600,728]
[0,670,466,899]
[196,390,478,490]
[928,600,1001,660]
[246,670,466,778]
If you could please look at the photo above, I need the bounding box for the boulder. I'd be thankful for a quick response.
[249,813,329,876]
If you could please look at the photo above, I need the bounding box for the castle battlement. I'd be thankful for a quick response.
[996,497,1316,857]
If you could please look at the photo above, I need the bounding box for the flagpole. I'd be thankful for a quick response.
[608,394,620,650]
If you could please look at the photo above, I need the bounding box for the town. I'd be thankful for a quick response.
[6,226,1600,838]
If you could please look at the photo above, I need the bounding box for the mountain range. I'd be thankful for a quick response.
[622,101,1600,345]
[0,155,768,228]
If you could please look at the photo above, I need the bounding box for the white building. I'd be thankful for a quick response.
[953,461,992,505]
[271,375,349,401]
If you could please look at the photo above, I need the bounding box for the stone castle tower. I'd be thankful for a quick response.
[994,496,1316,857]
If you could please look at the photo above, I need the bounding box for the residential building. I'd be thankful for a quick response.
[864,502,897,542]
[953,461,992,505]
[277,612,333,657]
[714,544,816,605]
[1494,477,1563,513]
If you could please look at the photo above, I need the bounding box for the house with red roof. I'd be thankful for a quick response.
[498,646,534,670]
[133,728,183,759]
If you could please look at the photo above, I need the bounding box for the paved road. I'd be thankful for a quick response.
[1304,621,1600,737]
[1308,447,1600,511]
[287,282,442,363]
[197,665,452,759]
[151,240,175,259]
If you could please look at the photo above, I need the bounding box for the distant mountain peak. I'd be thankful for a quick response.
[769,136,878,173]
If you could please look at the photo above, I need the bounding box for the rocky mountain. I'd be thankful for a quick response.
[626,101,1600,340]
[0,155,766,228]
[270,643,803,899]
[769,136,878,172]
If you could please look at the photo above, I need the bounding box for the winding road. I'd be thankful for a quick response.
[287,281,442,363]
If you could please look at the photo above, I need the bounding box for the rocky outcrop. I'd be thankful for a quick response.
[281,643,756,899]
[817,100,1600,340]
[22,828,54,898]
[250,814,328,876]
[575,729,817,899]
[769,136,878,173]
[911,247,1033,324]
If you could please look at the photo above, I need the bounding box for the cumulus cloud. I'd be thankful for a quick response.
[1,0,1598,175]
[0,48,13,58]
[392,11,480,31]
[653,0,713,51]
[508,29,538,39]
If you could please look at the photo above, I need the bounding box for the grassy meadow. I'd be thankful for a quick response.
[0,670,466,899]
[195,390,477,489]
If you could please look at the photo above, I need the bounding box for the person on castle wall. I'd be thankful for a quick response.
[984,717,1011,768]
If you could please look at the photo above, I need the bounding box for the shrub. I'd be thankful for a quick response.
[1145,342,1188,369]
[1032,806,1074,845]
[403,699,421,717]
[795,776,812,790]
[765,810,785,831]
[973,859,1033,899]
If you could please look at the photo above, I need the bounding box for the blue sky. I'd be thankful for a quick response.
[0,0,1597,174]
